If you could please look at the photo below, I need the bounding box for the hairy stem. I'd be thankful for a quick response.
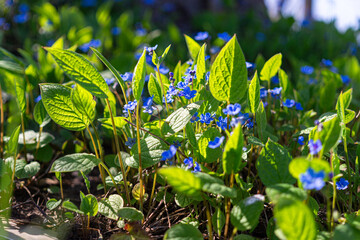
[136,103,144,211]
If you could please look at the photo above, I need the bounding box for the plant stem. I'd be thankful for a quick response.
[20,113,27,161]
[86,125,106,193]
[0,84,4,158]
[105,98,131,205]
[149,165,158,209]
[330,152,336,230]
[203,197,213,240]
[35,126,43,155]
[59,173,64,200]
[224,173,234,238]
[136,103,144,211]
[157,66,169,113]
[343,137,352,212]
[100,162,122,196]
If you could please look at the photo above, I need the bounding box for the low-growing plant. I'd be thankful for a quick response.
[0,30,360,240]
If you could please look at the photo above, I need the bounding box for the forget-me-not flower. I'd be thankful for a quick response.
[218,32,231,42]
[200,113,214,124]
[308,139,322,155]
[216,116,228,130]
[178,87,197,100]
[298,136,305,145]
[283,99,296,108]
[300,66,314,75]
[161,145,177,161]
[223,103,241,115]
[124,100,137,112]
[194,31,209,41]
[336,178,349,190]
[190,112,200,123]
[300,168,326,190]
[208,136,225,149]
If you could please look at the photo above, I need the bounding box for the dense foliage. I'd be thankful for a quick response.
[1,1,360,239]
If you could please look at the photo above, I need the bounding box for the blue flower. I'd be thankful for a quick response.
[105,78,115,86]
[336,178,349,190]
[192,162,201,173]
[111,27,121,36]
[79,39,101,52]
[184,157,194,169]
[260,88,268,98]
[179,87,197,100]
[35,95,42,103]
[218,32,231,42]
[205,72,210,83]
[223,103,241,116]
[19,3,30,13]
[135,26,147,36]
[283,99,296,108]
[81,0,97,7]
[120,72,133,82]
[14,13,29,24]
[200,113,214,124]
[271,75,279,84]
[194,31,209,41]
[161,145,177,161]
[5,0,14,7]
[208,136,225,149]
[307,78,317,85]
[146,45,158,55]
[124,100,137,112]
[210,46,220,55]
[230,112,250,127]
[125,138,136,149]
[167,84,178,96]
[142,96,155,114]
[308,139,322,155]
[300,66,314,75]
[298,136,305,145]
[270,87,282,98]
[246,62,255,69]
[255,32,266,42]
[295,102,303,110]
[300,168,326,190]
[216,116,228,130]
[190,112,200,123]
[173,140,181,148]
[341,75,350,85]
[245,119,254,129]
[159,64,169,75]
[321,59,333,67]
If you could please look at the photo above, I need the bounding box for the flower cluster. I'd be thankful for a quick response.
[184,157,201,173]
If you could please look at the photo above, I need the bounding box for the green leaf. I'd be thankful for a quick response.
[15,160,40,178]
[40,83,89,131]
[279,69,289,95]
[247,136,264,147]
[7,125,21,155]
[18,130,55,150]
[212,208,225,236]
[184,34,201,60]
[15,79,26,114]
[256,139,295,186]
[165,101,202,134]
[80,194,98,217]
[209,35,248,103]
[117,207,144,221]
[266,183,307,204]
[185,123,198,150]
[34,100,51,127]
[223,124,244,174]
[345,109,356,124]
[249,71,260,114]
[62,200,84,214]
[256,102,267,141]
[260,53,282,82]
[289,157,331,181]
[51,153,100,173]
[310,116,342,156]
[342,88,352,109]
[0,60,23,74]
[274,198,316,240]
[195,172,237,198]
[129,136,168,168]
[46,198,62,211]
[45,47,111,99]
[91,47,126,90]
[71,84,96,122]
[231,195,264,231]
[158,167,202,198]
[164,224,203,240]
[99,117,128,134]
[175,193,193,208]
[194,43,206,89]
[333,223,360,240]
[148,73,163,105]
[160,44,172,64]
[132,49,147,101]
[198,128,222,163]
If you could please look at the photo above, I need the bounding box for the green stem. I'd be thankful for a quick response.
[343,137,352,212]
[20,113,27,161]
[35,126,43,155]
[100,162,122,196]
[224,173,234,238]
[157,66,169,113]
[136,103,144,211]
[105,98,131,205]
[59,173,64,201]
[330,152,336,231]
[0,84,4,158]
[203,197,213,240]
[149,165,158,209]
